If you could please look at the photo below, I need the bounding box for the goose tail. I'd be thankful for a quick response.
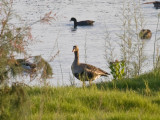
[102,72,110,77]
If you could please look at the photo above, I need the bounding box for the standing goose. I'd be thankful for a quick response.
[70,17,95,28]
[71,45,110,85]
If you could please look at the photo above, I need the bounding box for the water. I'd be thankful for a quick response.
[12,0,160,86]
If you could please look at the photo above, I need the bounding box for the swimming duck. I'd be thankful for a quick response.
[143,1,160,9]
[16,59,36,71]
[139,29,152,40]
[70,17,95,28]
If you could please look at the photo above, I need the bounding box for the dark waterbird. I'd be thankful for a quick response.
[71,45,109,85]
[16,59,36,71]
[143,1,160,9]
[70,17,95,28]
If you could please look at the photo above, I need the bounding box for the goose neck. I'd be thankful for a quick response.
[74,51,79,64]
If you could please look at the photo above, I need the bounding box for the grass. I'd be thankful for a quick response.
[96,68,160,92]
[1,69,160,120]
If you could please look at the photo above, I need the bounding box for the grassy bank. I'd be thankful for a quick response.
[96,69,160,92]
[1,69,160,120]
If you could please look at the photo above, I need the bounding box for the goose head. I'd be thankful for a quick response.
[72,45,79,52]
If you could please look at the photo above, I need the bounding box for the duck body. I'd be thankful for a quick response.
[77,20,95,26]
[70,17,95,28]
[139,29,152,40]
[153,1,160,9]
[143,1,160,9]
[71,46,109,82]
[16,59,36,71]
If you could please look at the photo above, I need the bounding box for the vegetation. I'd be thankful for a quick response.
[0,1,54,119]
[0,69,160,120]
[109,60,126,80]
[0,0,53,86]
[0,0,160,120]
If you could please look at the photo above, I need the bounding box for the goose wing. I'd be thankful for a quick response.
[80,63,109,76]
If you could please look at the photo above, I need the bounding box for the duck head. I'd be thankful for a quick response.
[70,17,77,22]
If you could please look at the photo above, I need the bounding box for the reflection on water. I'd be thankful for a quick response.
[71,27,77,31]
[12,0,160,86]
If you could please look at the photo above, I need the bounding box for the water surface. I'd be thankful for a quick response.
[12,0,160,86]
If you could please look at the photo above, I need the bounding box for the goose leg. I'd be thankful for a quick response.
[82,81,86,87]
[89,80,92,86]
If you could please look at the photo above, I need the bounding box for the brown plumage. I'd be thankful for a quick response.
[70,17,95,28]
[139,29,152,40]
[71,46,109,84]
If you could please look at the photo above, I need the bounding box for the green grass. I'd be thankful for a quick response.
[1,69,160,120]
[96,69,160,92]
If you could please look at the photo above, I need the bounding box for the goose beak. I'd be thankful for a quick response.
[72,49,75,52]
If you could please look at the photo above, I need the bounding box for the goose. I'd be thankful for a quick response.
[139,29,152,40]
[71,45,110,85]
[70,17,95,28]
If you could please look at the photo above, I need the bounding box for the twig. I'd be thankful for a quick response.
[143,2,155,4]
